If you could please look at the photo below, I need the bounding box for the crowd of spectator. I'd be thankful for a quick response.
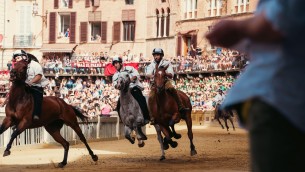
[40,48,247,75]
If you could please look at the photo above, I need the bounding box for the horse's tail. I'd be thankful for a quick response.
[71,106,88,123]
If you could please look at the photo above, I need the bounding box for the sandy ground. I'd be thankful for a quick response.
[0,125,250,172]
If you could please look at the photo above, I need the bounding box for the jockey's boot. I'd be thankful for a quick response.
[168,88,189,118]
[150,116,156,125]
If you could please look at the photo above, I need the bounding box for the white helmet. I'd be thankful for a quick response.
[112,56,123,65]
[13,50,28,61]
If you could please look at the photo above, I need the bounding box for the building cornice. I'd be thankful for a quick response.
[176,12,254,24]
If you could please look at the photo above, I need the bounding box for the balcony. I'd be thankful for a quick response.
[13,34,33,48]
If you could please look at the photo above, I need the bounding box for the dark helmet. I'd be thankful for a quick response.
[218,89,223,93]
[152,48,164,57]
[112,56,123,65]
[13,50,28,61]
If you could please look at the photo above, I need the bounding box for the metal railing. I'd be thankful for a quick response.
[13,34,33,48]
[0,115,125,148]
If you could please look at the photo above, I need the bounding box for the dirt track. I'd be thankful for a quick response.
[0,126,250,172]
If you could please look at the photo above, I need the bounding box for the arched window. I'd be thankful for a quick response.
[161,8,165,37]
[156,9,159,37]
[166,8,170,36]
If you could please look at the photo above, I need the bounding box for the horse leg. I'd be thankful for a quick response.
[169,125,181,139]
[185,113,197,156]
[135,126,147,141]
[3,119,29,157]
[217,117,225,129]
[45,122,70,168]
[154,124,166,161]
[0,117,13,135]
[228,117,236,131]
[224,118,230,131]
[67,121,98,163]
[160,125,178,149]
[124,125,135,144]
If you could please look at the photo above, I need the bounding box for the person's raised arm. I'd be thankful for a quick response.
[206,12,283,48]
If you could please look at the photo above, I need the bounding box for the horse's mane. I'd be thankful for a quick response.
[27,53,39,63]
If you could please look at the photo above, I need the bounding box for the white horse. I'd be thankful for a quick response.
[116,71,147,147]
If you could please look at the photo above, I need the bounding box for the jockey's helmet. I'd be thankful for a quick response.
[218,89,223,93]
[112,56,123,65]
[152,48,164,57]
[13,50,28,61]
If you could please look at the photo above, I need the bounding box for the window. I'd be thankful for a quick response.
[61,0,69,7]
[208,26,215,49]
[91,22,101,41]
[125,0,134,5]
[123,21,135,41]
[19,5,32,34]
[161,0,166,2]
[60,15,70,37]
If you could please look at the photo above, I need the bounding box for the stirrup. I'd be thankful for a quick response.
[179,107,190,113]
[33,115,39,120]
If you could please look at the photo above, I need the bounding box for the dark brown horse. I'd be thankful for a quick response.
[148,65,197,160]
[214,104,235,131]
[0,60,98,168]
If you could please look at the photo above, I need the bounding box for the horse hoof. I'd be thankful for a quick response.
[163,143,169,150]
[138,142,145,148]
[139,135,147,141]
[92,154,98,161]
[191,150,197,156]
[3,150,10,157]
[173,134,182,139]
[57,162,67,168]
[169,141,178,148]
[159,156,166,161]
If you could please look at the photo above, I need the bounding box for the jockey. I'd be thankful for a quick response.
[214,89,225,105]
[213,89,226,115]
[112,56,150,124]
[13,50,49,120]
[146,48,189,125]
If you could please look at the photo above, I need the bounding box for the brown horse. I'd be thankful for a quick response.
[148,65,197,160]
[0,60,98,168]
[214,104,235,131]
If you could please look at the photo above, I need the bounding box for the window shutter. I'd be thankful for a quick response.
[177,35,182,56]
[85,0,90,7]
[101,21,107,43]
[113,22,121,43]
[68,0,73,8]
[192,34,197,50]
[70,12,76,43]
[54,0,58,9]
[93,0,100,7]
[80,22,87,43]
[49,12,56,43]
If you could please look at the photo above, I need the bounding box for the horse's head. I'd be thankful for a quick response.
[116,71,131,92]
[154,65,168,94]
[10,61,28,83]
